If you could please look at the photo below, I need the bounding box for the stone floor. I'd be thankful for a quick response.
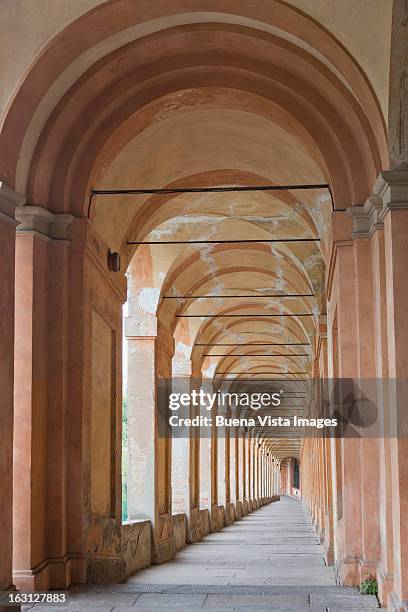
[22,497,379,610]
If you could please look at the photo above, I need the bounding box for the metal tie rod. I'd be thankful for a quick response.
[164,293,314,299]
[127,238,320,245]
[92,183,330,196]
[88,183,335,219]
[177,313,314,318]
[215,371,309,375]
[204,354,309,357]
[196,343,310,346]
[88,183,337,217]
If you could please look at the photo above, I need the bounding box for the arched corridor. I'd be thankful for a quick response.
[0,1,408,611]
[24,498,379,610]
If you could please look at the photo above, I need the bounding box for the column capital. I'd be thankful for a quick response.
[374,170,408,215]
[15,204,75,239]
[347,195,384,238]
[0,182,26,225]
[50,214,75,240]
[16,205,54,236]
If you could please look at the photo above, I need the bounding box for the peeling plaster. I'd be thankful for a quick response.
[137,287,160,314]
[175,341,192,359]
[203,363,217,377]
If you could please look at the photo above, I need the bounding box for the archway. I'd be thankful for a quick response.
[1,2,407,610]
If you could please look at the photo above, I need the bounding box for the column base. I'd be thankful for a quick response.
[377,563,394,608]
[152,537,176,565]
[198,509,211,538]
[325,545,335,566]
[336,557,360,586]
[225,502,236,525]
[217,505,225,530]
[172,514,188,552]
[358,557,378,584]
[13,565,49,592]
[152,514,177,564]
[13,553,126,589]
[188,507,203,543]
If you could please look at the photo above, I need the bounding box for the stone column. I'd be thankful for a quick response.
[254,443,258,503]
[349,203,381,582]
[245,432,251,512]
[273,458,276,497]
[223,404,232,523]
[327,210,362,585]
[235,429,244,518]
[263,452,267,499]
[274,461,280,496]
[11,209,43,591]
[217,423,227,516]
[199,383,212,516]
[189,374,202,541]
[0,184,22,610]
[270,461,273,496]
[126,312,175,563]
[272,461,276,496]
[248,436,253,509]
[256,441,260,504]
[224,409,231,514]
[13,206,75,590]
[241,430,248,515]
[376,171,408,610]
[210,396,219,531]
[12,210,126,587]
[228,423,237,523]
[171,353,199,543]
[264,452,269,498]
[198,381,219,531]
[369,193,394,604]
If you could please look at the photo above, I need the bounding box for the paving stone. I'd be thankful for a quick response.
[134,593,207,607]
[204,593,309,608]
[311,591,379,608]
[112,608,230,612]
[60,498,378,610]
[65,592,139,606]
[30,609,112,612]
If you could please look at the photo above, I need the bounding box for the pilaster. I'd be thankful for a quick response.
[12,206,77,589]
[375,170,408,610]
[0,183,24,612]
[348,203,381,583]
